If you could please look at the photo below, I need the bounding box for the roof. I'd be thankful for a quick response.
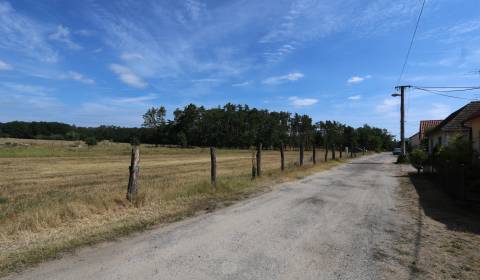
[426,101,480,136]
[419,120,442,140]
[463,112,480,125]
[408,132,420,142]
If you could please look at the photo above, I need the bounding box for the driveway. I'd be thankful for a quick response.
[5,153,402,280]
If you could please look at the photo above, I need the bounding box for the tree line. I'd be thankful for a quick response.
[0,103,395,151]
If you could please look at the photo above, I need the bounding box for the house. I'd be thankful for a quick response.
[462,112,480,153]
[407,120,441,151]
[408,132,420,149]
[419,120,442,142]
[426,101,480,153]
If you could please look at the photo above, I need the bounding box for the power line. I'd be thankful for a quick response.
[396,0,426,86]
[414,87,479,100]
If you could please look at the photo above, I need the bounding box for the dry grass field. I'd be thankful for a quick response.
[0,138,345,275]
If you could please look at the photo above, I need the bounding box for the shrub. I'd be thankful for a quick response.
[130,136,141,146]
[409,149,428,174]
[84,137,97,146]
[396,154,409,164]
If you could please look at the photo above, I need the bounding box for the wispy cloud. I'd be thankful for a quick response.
[288,96,318,107]
[0,1,58,62]
[428,103,450,119]
[348,95,361,100]
[191,78,221,83]
[60,71,95,85]
[49,25,81,50]
[0,59,12,70]
[347,75,371,84]
[109,64,148,88]
[376,98,399,113]
[263,72,304,85]
[232,81,251,87]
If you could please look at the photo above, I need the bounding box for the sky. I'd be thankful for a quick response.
[1,0,480,138]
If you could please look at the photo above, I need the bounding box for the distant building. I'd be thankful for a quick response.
[426,101,480,153]
[407,120,441,151]
[408,132,420,149]
[419,120,442,141]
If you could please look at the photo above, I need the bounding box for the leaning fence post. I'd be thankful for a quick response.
[256,143,262,177]
[280,143,285,171]
[210,147,216,188]
[127,145,140,202]
[299,142,304,166]
[312,144,316,164]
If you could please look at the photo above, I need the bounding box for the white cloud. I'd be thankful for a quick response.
[288,96,318,107]
[263,72,304,85]
[0,1,58,62]
[109,64,148,88]
[348,95,361,100]
[60,71,95,85]
[191,78,221,83]
[232,81,250,87]
[376,98,400,113]
[347,75,371,84]
[0,60,12,70]
[49,25,81,50]
[428,103,450,119]
[120,52,144,61]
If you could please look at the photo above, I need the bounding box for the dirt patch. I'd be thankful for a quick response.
[381,166,480,279]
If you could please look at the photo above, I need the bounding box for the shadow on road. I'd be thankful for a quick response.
[408,173,480,235]
[348,162,384,165]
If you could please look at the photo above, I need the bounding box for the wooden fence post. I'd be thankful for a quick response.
[312,145,316,164]
[280,143,285,171]
[210,147,216,188]
[324,142,328,162]
[251,150,256,179]
[256,143,262,177]
[299,142,304,166]
[332,144,336,160]
[127,145,140,202]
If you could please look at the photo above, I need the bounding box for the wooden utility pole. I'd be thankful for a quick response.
[299,142,304,166]
[127,145,140,202]
[256,143,262,177]
[394,86,409,156]
[280,143,285,171]
[210,147,216,188]
[312,145,316,164]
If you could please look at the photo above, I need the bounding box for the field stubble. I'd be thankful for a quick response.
[0,138,342,275]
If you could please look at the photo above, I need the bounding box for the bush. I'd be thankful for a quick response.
[84,137,97,146]
[396,154,409,164]
[130,136,141,146]
[409,149,428,174]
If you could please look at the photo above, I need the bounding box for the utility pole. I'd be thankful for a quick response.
[393,85,410,156]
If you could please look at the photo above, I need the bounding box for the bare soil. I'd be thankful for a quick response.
[379,164,480,279]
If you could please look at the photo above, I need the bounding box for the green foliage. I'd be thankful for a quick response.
[433,135,474,165]
[130,136,140,146]
[396,155,409,164]
[409,149,428,173]
[84,137,97,146]
[0,103,395,150]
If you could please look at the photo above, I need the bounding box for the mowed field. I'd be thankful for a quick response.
[0,138,340,275]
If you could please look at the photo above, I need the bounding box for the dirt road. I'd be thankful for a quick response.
[6,153,404,280]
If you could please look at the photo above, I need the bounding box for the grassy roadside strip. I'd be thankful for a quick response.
[1,155,364,277]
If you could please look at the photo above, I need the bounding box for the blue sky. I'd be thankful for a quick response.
[1,0,480,138]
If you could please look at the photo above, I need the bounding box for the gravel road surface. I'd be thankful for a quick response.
[6,153,402,280]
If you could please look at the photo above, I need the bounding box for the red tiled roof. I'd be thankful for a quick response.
[419,120,442,140]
